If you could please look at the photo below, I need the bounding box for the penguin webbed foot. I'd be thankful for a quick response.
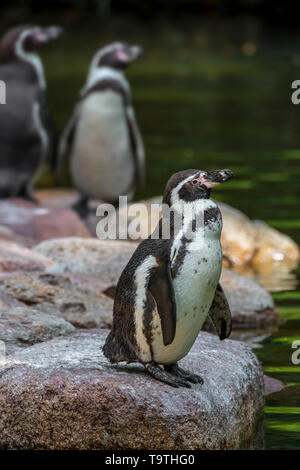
[23,194,38,203]
[165,363,203,385]
[19,182,38,203]
[144,361,191,388]
[72,196,89,218]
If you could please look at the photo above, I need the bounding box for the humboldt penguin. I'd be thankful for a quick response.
[103,168,234,388]
[0,24,63,200]
[58,42,145,216]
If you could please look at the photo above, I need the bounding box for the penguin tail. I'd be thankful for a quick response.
[103,330,137,364]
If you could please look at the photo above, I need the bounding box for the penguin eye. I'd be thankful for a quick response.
[191,179,198,185]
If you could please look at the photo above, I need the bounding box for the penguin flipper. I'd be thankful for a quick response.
[126,106,145,187]
[57,107,79,181]
[209,283,232,340]
[38,92,58,173]
[148,260,176,346]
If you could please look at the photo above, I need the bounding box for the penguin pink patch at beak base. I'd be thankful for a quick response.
[197,173,220,189]
[32,29,48,44]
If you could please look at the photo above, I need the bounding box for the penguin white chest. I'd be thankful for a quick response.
[151,204,223,365]
[173,238,222,328]
[71,91,135,201]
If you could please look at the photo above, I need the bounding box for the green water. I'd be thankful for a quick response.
[36,16,300,449]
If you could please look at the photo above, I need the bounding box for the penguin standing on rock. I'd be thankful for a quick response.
[0,24,63,200]
[58,42,145,217]
[103,168,234,388]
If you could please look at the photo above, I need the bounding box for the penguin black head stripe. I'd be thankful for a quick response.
[103,168,234,388]
[0,25,63,64]
[58,41,145,217]
[95,42,143,70]
[0,24,63,200]
[163,168,234,206]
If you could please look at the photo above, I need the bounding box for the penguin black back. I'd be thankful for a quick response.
[58,42,145,217]
[103,168,234,388]
[0,24,62,199]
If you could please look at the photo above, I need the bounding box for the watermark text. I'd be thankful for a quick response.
[95,197,208,249]
[291,340,300,365]
[0,80,6,104]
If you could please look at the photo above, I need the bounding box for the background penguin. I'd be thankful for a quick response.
[58,41,145,217]
[0,24,63,200]
[103,168,234,388]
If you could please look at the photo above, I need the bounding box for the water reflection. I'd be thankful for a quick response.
[234,265,299,292]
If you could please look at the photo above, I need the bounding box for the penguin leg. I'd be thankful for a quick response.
[19,180,37,202]
[144,361,191,388]
[72,195,89,218]
[164,363,203,385]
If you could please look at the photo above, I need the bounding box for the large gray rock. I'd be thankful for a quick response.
[33,189,300,273]
[0,330,265,450]
[0,224,34,247]
[101,196,299,274]
[0,198,91,246]
[0,307,75,355]
[0,240,54,274]
[34,238,279,328]
[34,188,78,209]
[220,269,279,328]
[252,220,300,274]
[218,201,257,267]
[34,238,137,292]
[0,273,113,329]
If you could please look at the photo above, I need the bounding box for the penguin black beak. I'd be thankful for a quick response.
[130,45,144,61]
[29,25,63,48]
[197,169,234,189]
[42,26,64,42]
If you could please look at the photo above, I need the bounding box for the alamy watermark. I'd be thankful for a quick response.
[291,80,300,104]
[0,340,6,366]
[0,80,6,104]
[291,340,300,365]
[95,196,206,249]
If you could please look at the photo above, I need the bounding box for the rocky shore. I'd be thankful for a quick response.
[0,192,297,449]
